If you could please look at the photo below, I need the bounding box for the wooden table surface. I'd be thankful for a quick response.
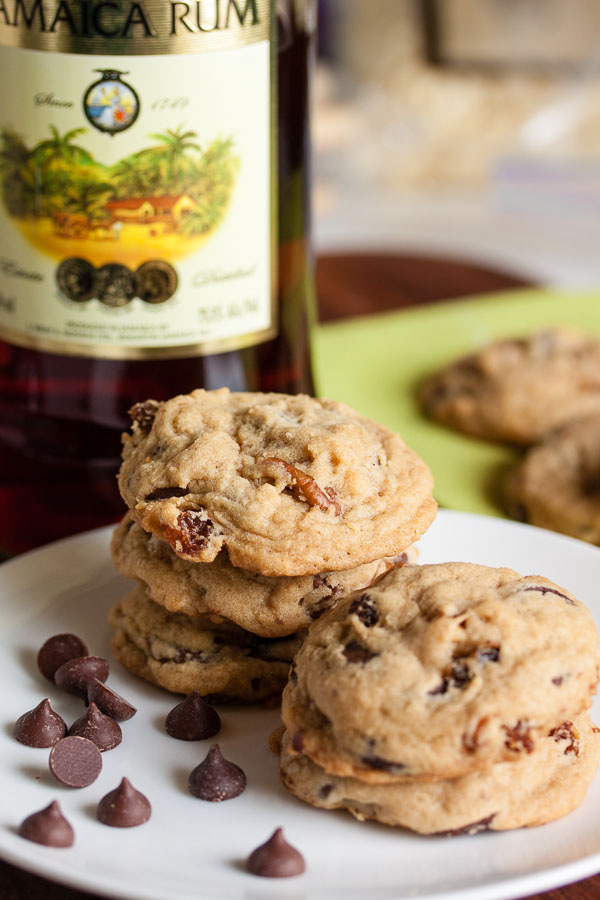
[3,252,599,900]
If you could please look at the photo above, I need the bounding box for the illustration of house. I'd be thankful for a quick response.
[104,194,196,226]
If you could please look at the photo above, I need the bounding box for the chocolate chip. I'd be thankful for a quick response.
[523,586,576,605]
[319,784,334,799]
[97,778,152,827]
[449,661,472,688]
[37,634,89,682]
[49,736,102,788]
[432,814,496,837]
[68,702,122,752]
[86,678,137,721]
[144,487,188,502]
[165,691,221,741]
[348,593,378,627]
[129,399,160,432]
[18,801,74,847]
[289,661,298,682]
[477,645,500,663]
[342,641,376,664]
[165,512,214,557]
[552,676,564,686]
[360,754,406,774]
[188,744,247,801]
[54,656,109,700]
[14,699,67,748]
[246,828,306,878]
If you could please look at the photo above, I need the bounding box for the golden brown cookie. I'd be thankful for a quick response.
[109,585,301,703]
[111,514,416,638]
[504,414,600,544]
[277,716,600,833]
[281,562,600,782]
[419,327,600,445]
[118,389,436,575]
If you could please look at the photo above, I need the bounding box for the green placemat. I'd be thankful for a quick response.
[314,288,600,517]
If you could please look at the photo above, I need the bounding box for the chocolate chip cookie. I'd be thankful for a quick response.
[281,562,600,782]
[504,414,600,544]
[111,514,416,638]
[118,389,437,575]
[109,586,302,703]
[277,715,600,833]
[419,327,600,445]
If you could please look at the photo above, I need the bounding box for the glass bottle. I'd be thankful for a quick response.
[0,0,316,553]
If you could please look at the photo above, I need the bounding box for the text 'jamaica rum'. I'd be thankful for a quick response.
[0,0,316,552]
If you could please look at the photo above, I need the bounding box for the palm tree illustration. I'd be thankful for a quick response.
[0,128,36,217]
[147,126,202,191]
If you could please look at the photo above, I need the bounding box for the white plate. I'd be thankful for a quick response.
[2,510,600,900]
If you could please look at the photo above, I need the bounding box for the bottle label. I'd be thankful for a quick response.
[0,0,275,359]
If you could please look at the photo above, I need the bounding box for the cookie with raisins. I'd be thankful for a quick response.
[281,562,600,782]
[419,327,600,446]
[504,414,600,545]
[276,715,600,833]
[111,513,416,639]
[108,585,301,704]
[118,389,436,576]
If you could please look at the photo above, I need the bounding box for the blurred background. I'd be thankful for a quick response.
[313,0,600,286]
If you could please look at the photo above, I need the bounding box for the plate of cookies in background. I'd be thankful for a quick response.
[2,388,600,900]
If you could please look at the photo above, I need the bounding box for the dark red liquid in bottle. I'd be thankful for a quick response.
[0,7,314,553]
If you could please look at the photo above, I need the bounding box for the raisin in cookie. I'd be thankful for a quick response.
[505,415,600,545]
[419,327,600,446]
[118,389,437,575]
[108,585,301,703]
[281,563,600,782]
[111,514,416,638]
[277,716,600,833]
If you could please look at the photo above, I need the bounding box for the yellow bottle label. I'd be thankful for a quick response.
[0,0,276,359]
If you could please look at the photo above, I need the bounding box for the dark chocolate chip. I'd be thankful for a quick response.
[342,641,376,664]
[97,777,152,827]
[188,744,247,801]
[37,634,89,682]
[165,691,221,741]
[428,678,449,696]
[360,754,406,774]
[348,593,379,627]
[68,702,122,752]
[54,656,109,700]
[432,814,496,837]
[18,800,74,847]
[144,486,189,502]
[129,399,160,432]
[246,828,306,878]
[523,585,576,605]
[49,736,102,788]
[319,784,334,799]
[450,661,472,688]
[14,699,67,748]
[552,676,564,686]
[86,678,136,721]
[477,645,500,663]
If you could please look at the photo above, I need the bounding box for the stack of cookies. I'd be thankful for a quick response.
[109,389,437,703]
[277,562,600,833]
[419,326,600,545]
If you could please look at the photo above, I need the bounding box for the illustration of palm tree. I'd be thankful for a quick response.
[112,155,150,197]
[33,125,92,170]
[148,126,202,190]
[64,168,113,220]
[0,127,36,217]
